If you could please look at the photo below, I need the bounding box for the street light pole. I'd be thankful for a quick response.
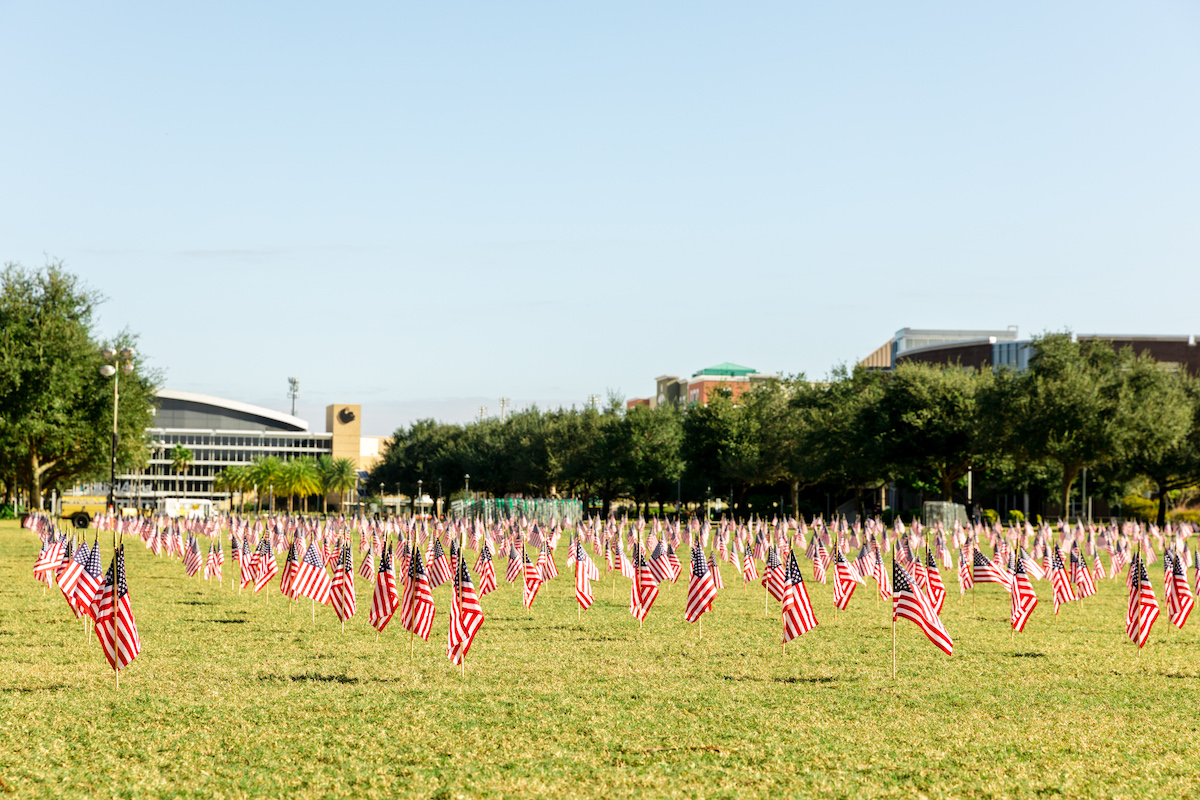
[99,347,135,514]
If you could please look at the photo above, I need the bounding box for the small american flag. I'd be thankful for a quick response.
[684,544,716,623]
[447,559,484,665]
[401,548,436,640]
[782,551,817,642]
[330,543,356,623]
[1164,549,1194,629]
[1126,554,1159,648]
[893,557,952,656]
[1010,555,1038,632]
[575,539,594,611]
[293,542,332,605]
[369,544,398,633]
[93,547,142,672]
[1050,546,1076,613]
[522,550,542,609]
[476,544,498,597]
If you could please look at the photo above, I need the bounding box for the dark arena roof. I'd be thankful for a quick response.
[153,390,309,432]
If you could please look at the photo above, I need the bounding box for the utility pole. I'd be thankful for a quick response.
[588,394,600,410]
[478,406,488,422]
[287,377,300,416]
[499,397,510,420]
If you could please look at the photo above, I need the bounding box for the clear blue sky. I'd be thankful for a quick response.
[4,2,1198,435]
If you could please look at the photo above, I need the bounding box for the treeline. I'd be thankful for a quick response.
[368,334,1200,525]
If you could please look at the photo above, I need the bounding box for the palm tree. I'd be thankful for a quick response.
[325,457,359,514]
[316,455,335,514]
[248,457,283,514]
[216,464,250,514]
[171,444,194,497]
[279,458,320,514]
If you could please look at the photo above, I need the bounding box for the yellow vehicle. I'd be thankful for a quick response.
[59,495,108,528]
[58,496,140,527]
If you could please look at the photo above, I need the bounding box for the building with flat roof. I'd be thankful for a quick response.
[628,363,780,409]
[103,391,386,510]
[864,327,1200,375]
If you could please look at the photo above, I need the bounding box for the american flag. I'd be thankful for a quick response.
[782,551,818,642]
[664,544,682,583]
[1050,545,1076,613]
[505,543,523,584]
[538,542,558,582]
[253,536,278,593]
[707,550,725,590]
[447,559,484,665]
[872,545,892,599]
[615,536,635,579]
[522,549,542,609]
[630,543,659,622]
[292,541,332,605]
[1126,553,1159,648]
[280,537,300,598]
[575,539,595,611]
[239,535,255,589]
[741,548,760,583]
[924,549,946,616]
[330,543,356,623]
[58,539,90,616]
[1092,553,1107,581]
[972,547,1011,592]
[957,543,974,594]
[761,546,786,602]
[369,544,398,633]
[684,544,716,623]
[1019,547,1045,581]
[812,540,828,584]
[93,547,142,672]
[476,544,498,597]
[832,548,857,611]
[893,557,953,656]
[648,540,670,583]
[73,540,104,619]
[401,548,436,641]
[357,542,375,582]
[183,535,202,577]
[205,540,223,582]
[427,538,453,589]
[1071,546,1096,598]
[1010,554,1038,632]
[32,536,63,586]
[1164,549,1194,629]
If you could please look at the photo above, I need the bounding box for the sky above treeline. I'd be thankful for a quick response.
[4,2,1199,436]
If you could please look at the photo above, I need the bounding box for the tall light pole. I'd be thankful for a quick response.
[499,397,510,420]
[417,479,423,519]
[478,406,487,422]
[287,377,300,416]
[99,346,135,514]
[464,473,470,519]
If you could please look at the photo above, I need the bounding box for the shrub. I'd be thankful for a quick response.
[982,509,999,525]
[1168,508,1200,526]
[1120,495,1157,523]
[1007,510,1025,524]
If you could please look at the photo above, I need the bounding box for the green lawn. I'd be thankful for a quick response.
[1,519,1196,799]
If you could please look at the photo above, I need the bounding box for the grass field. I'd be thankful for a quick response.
[1,519,1197,799]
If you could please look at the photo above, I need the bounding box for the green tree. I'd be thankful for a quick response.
[0,262,159,509]
[248,456,283,513]
[1111,358,1199,526]
[623,403,684,517]
[320,456,359,513]
[877,362,992,501]
[171,444,194,497]
[999,334,1129,517]
[278,458,320,513]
